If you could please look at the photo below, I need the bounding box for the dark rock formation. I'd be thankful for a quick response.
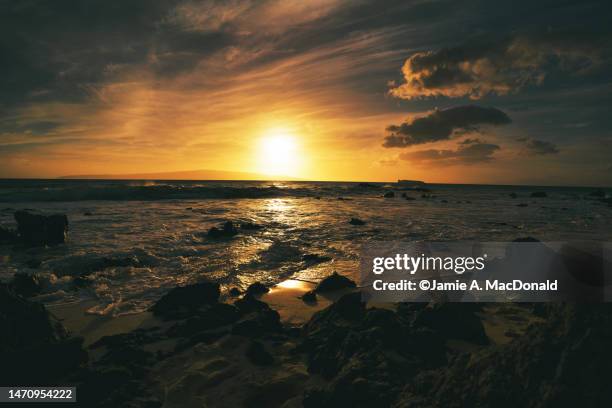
[246,281,269,296]
[301,290,317,303]
[207,221,239,239]
[232,294,282,337]
[14,210,69,247]
[315,272,356,293]
[509,192,518,198]
[0,284,86,384]
[302,253,332,265]
[516,203,528,207]
[395,304,612,408]
[228,287,241,297]
[11,272,42,297]
[167,303,240,337]
[383,191,395,198]
[150,281,220,319]
[349,218,366,226]
[411,302,489,345]
[246,340,274,366]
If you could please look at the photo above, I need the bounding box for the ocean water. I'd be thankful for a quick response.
[0,179,610,316]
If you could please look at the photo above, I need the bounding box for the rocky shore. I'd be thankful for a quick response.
[3,267,612,408]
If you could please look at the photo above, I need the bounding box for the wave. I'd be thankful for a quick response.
[0,183,311,202]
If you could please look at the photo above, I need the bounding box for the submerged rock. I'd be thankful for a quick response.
[530,191,547,198]
[383,191,395,198]
[315,272,356,293]
[207,221,239,239]
[246,340,274,366]
[302,253,332,265]
[228,287,241,297]
[246,281,269,296]
[14,210,69,247]
[150,281,220,318]
[349,218,366,226]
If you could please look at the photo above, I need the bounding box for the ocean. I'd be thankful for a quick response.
[1,179,610,316]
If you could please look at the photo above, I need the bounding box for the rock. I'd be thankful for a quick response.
[207,221,238,239]
[396,304,612,408]
[302,253,331,265]
[383,191,395,198]
[11,273,42,297]
[0,225,17,245]
[349,218,366,226]
[167,303,240,337]
[228,287,241,297]
[246,340,274,366]
[150,281,220,318]
[441,199,448,203]
[301,290,317,303]
[357,183,379,189]
[14,210,69,247]
[83,211,94,216]
[315,272,356,293]
[412,303,489,345]
[404,196,416,201]
[234,293,273,315]
[246,281,269,296]
[0,284,86,384]
[509,192,518,198]
[516,203,528,207]
[530,191,547,198]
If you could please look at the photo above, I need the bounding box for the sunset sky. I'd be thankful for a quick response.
[1,0,611,185]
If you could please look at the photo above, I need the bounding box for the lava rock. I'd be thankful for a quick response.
[383,191,395,198]
[246,340,274,366]
[150,281,220,318]
[14,210,69,247]
[207,221,239,239]
[228,287,241,297]
[246,282,269,296]
[167,303,240,337]
[349,218,366,226]
[315,272,357,293]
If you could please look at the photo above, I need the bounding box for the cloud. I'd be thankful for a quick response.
[389,32,605,100]
[383,105,511,148]
[399,142,500,165]
[520,138,560,155]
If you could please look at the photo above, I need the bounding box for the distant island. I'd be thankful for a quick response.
[59,169,298,181]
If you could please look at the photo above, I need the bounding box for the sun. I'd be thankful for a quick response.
[257,127,300,176]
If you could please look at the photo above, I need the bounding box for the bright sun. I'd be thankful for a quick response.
[257,127,299,176]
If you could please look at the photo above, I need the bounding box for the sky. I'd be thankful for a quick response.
[1,0,611,185]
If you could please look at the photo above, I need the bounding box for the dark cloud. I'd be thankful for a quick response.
[390,31,608,100]
[399,142,500,165]
[383,105,511,148]
[459,138,482,145]
[521,138,560,155]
